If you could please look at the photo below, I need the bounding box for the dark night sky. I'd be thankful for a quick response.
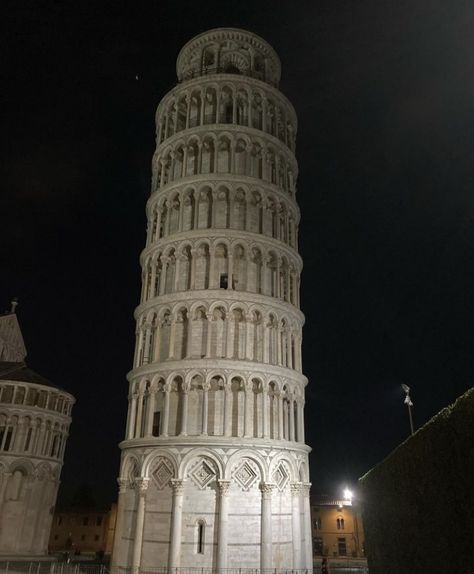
[2,1,474,506]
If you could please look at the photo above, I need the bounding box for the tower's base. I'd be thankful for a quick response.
[112,440,312,572]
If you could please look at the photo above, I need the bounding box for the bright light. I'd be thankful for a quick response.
[343,488,353,501]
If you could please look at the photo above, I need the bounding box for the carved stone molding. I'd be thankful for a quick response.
[217,479,231,496]
[136,478,150,496]
[170,478,185,495]
[259,481,276,498]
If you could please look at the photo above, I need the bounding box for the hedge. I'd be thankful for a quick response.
[358,387,474,574]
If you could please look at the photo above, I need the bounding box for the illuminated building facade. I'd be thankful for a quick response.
[0,305,74,556]
[311,495,366,569]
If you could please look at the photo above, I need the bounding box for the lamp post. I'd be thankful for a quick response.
[401,384,414,435]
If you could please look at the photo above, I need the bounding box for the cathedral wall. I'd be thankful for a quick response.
[0,460,62,556]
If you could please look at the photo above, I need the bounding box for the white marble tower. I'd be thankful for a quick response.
[112,28,312,573]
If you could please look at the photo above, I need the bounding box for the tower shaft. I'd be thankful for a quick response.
[113,28,312,573]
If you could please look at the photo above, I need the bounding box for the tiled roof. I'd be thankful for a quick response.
[0,361,59,389]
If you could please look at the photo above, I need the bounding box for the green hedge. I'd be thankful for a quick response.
[358,387,474,574]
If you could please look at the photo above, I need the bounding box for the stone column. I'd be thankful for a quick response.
[276,324,282,365]
[186,312,193,357]
[168,479,185,569]
[201,381,210,435]
[127,394,137,439]
[223,381,232,437]
[302,482,313,568]
[111,478,129,572]
[161,384,171,437]
[278,392,284,439]
[168,318,177,359]
[216,480,231,570]
[226,312,234,358]
[14,419,27,451]
[286,329,293,368]
[209,245,216,288]
[205,313,213,357]
[152,261,160,298]
[34,420,46,455]
[244,381,252,437]
[159,159,166,188]
[291,483,302,569]
[153,322,162,363]
[180,383,190,435]
[164,114,169,141]
[260,482,275,570]
[197,143,203,175]
[193,194,200,229]
[132,478,150,574]
[145,389,156,437]
[289,393,296,442]
[135,391,144,437]
[0,472,11,518]
[263,319,270,363]
[174,256,182,292]
[211,189,218,227]
[262,383,269,438]
[261,255,269,295]
[298,400,305,443]
[200,90,205,125]
[182,147,188,178]
[159,257,168,295]
[189,248,197,289]
[245,191,252,230]
[245,312,253,359]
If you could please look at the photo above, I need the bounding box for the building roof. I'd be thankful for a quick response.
[311,495,353,507]
[0,361,60,389]
[0,307,73,395]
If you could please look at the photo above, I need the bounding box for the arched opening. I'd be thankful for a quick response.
[224,63,240,75]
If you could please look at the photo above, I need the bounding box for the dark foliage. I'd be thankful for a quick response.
[359,387,474,574]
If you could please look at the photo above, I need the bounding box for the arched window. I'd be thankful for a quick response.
[337,517,345,530]
[224,63,240,75]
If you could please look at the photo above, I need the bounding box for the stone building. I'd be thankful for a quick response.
[49,504,117,556]
[311,495,366,568]
[0,304,75,557]
[112,28,311,572]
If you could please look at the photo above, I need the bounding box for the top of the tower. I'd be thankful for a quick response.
[176,27,281,87]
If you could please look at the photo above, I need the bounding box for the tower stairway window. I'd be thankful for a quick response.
[197,521,205,554]
[153,411,161,437]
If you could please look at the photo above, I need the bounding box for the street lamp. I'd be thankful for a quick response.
[343,488,353,503]
[401,384,414,435]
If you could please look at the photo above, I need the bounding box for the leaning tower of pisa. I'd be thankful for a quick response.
[112,28,312,573]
